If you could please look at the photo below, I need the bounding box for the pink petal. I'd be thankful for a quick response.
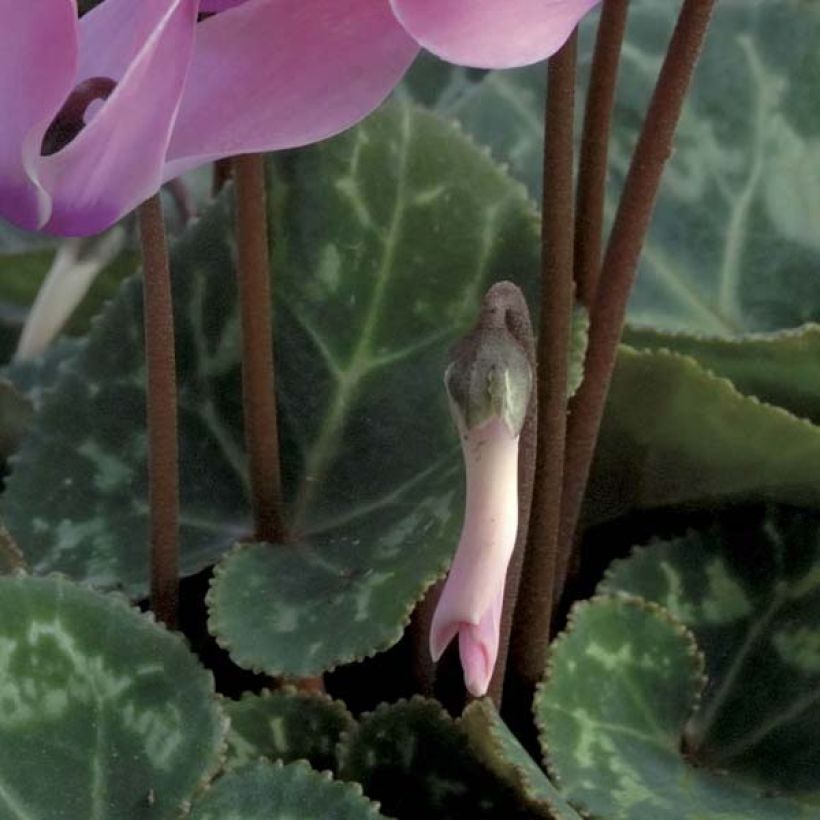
[459,584,504,697]
[429,417,519,675]
[389,0,600,69]
[199,0,248,10]
[0,0,77,230]
[77,0,189,83]
[38,0,198,235]
[163,0,419,179]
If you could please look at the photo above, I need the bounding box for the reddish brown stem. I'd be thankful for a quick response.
[138,195,179,628]
[555,0,716,596]
[233,154,286,544]
[487,283,537,707]
[574,0,630,306]
[509,34,578,688]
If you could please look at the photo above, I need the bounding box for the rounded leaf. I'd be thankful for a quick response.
[536,596,809,818]
[189,760,385,820]
[0,574,223,818]
[223,688,354,773]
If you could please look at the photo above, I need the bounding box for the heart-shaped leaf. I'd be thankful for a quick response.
[0,574,224,818]
[535,595,812,818]
[223,688,353,773]
[189,760,385,820]
[600,508,820,796]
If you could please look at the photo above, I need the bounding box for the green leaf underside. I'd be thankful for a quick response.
[339,698,534,819]
[461,699,581,820]
[223,688,354,773]
[601,509,820,797]
[624,324,820,425]
[588,346,820,523]
[536,596,811,819]
[0,574,223,819]
[188,761,385,820]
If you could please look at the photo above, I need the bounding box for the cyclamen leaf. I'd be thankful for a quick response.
[189,761,385,820]
[223,688,354,773]
[338,698,533,819]
[0,574,224,819]
[460,699,581,820]
[442,0,820,336]
[0,379,31,462]
[588,346,820,523]
[536,596,811,819]
[600,508,820,797]
[624,323,820,425]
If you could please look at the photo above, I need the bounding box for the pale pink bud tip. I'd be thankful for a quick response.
[459,625,492,698]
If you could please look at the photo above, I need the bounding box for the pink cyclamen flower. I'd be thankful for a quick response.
[430,287,532,697]
[203,0,601,69]
[3,0,598,236]
[1,0,417,235]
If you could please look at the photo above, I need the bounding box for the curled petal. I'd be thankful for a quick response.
[389,0,600,68]
[77,0,190,83]
[164,0,419,179]
[430,417,519,691]
[459,584,504,697]
[0,0,77,230]
[38,0,198,235]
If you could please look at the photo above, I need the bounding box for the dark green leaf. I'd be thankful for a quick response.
[189,761,385,820]
[223,688,354,773]
[535,596,809,818]
[0,574,223,818]
[461,699,581,820]
[339,698,533,820]
[588,346,820,523]
[600,508,820,796]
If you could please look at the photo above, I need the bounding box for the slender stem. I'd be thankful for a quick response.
[509,34,578,688]
[555,0,716,596]
[138,195,179,628]
[574,0,630,306]
[233,153,286,544]
[487,284,537,706]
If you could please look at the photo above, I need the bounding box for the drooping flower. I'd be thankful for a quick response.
[202,0,600,69]
[0,0,417,235]
[430,286,533,697]
[2,0,598,236]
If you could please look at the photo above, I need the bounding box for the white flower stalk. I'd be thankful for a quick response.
[15,227,124,361]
